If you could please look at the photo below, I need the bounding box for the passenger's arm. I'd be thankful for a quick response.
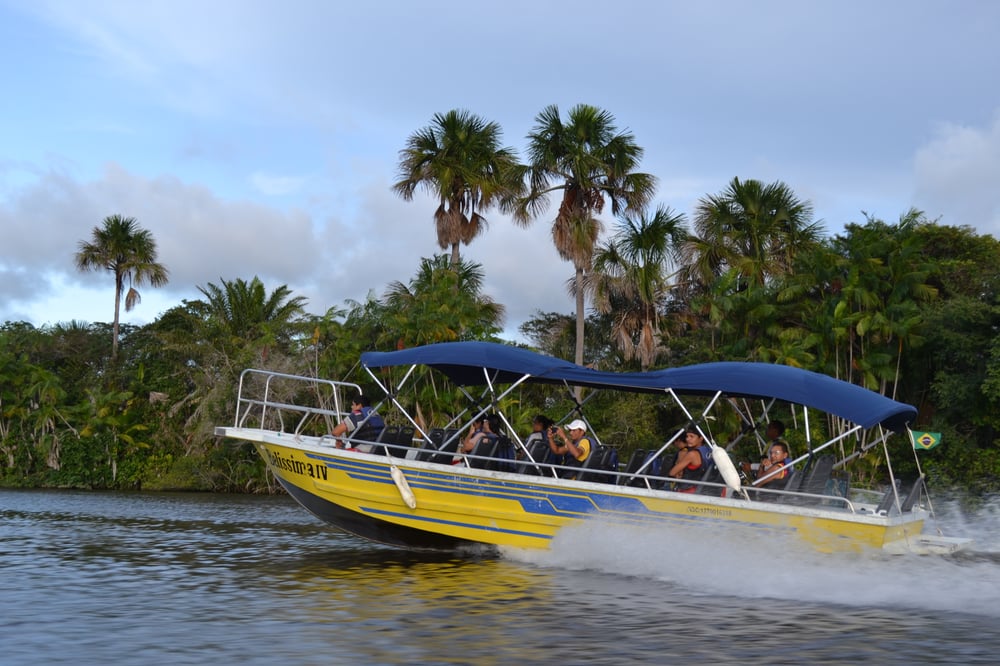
[754,462,785,486]
[668,449,698,477]
[463,431,483,453]
[550,427,569,454]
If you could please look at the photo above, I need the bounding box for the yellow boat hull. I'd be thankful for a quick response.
[253,438,925,553]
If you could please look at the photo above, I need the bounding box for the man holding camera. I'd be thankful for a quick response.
[549,419,592,479]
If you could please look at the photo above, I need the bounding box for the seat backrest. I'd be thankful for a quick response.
[430,436,460,465]
[367,424,398,456]
[383,426,415,456]
[515,439,549,476]
[799,454,835,495]
[899,476,925,512]
[468,436,499,469]
[696,464,723,495]
[578,446,616,483]
[416,427,461,464]
[621,449,648,486]
[782,467,802,493]
[416,428,445,461]
[875,479,902,514]
[393,426,415,446]
[487,435,516,472]
[516,439,550,475]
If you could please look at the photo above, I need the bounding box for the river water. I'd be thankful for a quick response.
[2,488,998,665]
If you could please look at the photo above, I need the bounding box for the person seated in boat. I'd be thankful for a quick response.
[332,394,385,449]
[460,414,499,454]
[666,428,711,493]
[740,421,790,478]
[749,440,793,488]
[524,414,554,447]
[549,419,592,479]
[524,414,559,463]
[766,420,787,446]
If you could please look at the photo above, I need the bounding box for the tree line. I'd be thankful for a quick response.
[2,104,999,495]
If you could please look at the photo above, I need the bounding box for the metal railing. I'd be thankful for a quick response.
[233,369,362,437]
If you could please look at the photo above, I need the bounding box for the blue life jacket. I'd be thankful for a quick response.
[349,407,385,441]
[675,444,711,491]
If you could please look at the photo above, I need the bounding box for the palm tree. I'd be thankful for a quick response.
[514,104,656,367]
[383,255,505,347]
[683,177,822,291]
[75,215,169,360]
[827,210,937,394]
[590,205,688,370]
[393,109,526,266]
[193,276,307,358]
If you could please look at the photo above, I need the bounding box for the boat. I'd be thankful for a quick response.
[214,341,970,555]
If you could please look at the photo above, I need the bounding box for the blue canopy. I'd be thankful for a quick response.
[360,342,917,432]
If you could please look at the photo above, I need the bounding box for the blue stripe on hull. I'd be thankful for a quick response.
[302,451,729,525]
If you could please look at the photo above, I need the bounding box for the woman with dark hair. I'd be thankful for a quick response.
[752,441,793,489]
[525,414,554,446]
[524,414,559,465]
[461,414,499,453]
[667,428,711,493]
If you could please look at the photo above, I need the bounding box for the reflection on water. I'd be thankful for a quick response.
[2,489,998,665]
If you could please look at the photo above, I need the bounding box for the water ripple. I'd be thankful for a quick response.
[1,489,997,665]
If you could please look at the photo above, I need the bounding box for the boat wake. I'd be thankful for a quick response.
[503,495,1000,617]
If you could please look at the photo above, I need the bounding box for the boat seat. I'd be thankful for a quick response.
[799,454,835,495]
[415,427,443,459]
[876,477,925,515]
[620,449,649,486]
[654,451,681,489]
[516,439,552,476]
[383,425,415,457]
[776,455,834,504]
[782,467,803,493]
[696,464,724,495]
[416,428,461,464]
[899,476,926,512]
[577,446,618,484]
[467,437,499,469]
[874,480,902,514]
[367,425,398,456]
[753,467,797,502]
[487,435,516,472]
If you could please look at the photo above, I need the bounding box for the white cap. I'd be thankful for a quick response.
[566,419,587,433]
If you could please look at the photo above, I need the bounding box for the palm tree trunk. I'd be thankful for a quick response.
[574,267,586,402]
[112,273,123,360]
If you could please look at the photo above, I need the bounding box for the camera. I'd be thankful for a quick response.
[549,426,557,433]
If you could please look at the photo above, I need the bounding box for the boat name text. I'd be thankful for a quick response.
[267,450,328,480]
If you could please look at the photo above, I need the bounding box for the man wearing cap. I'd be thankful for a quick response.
[549,419,592,479]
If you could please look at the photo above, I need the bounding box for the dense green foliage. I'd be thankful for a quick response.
[4,108,1000,495]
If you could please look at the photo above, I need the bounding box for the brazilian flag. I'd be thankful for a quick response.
[911,430,942,451]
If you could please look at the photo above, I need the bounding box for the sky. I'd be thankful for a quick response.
[2,0,999,341]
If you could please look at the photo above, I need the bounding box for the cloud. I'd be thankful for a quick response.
[0,160,574,337]
[913,113,1000,234]
[249,172,306,197]
[0,162,327,321]
[7,1,1000,338]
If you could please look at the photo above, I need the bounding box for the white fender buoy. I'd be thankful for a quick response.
[390,464,417,509]
[711,446,742,493]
